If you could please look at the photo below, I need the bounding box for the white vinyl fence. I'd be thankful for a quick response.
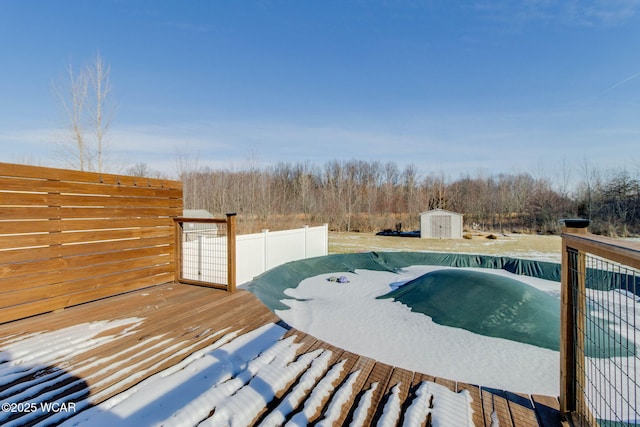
[236,224,328,285]
[181,224,329,286]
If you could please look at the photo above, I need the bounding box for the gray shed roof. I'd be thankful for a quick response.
[183,209,215,219]
[419,208,463,217]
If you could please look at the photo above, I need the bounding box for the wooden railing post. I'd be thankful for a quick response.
[226,213,237,293]
[559,219,589,418]
[174,219,183,284]
[560,230,574,416]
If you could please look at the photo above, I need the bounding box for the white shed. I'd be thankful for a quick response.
[183,209,218,237]
[419,209,464,239]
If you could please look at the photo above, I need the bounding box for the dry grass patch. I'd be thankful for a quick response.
[328,232,562,263]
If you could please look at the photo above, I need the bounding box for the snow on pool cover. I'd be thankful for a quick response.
[272,265,562,396]
[378,268,561,351]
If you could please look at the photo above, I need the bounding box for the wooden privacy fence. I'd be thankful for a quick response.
[560,220,640,426]
[0,162,182,324]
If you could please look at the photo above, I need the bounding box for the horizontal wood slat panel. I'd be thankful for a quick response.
[0,183,182,200]
[0,233,55,250]
[64,272,175,307]
[0,270,64,294]
[0,226,172,250]
[0,162,183,323]
[58,236,174,257]
[63,255,174,281]
[1,191,51,205]
[1,206,180,220]
[55,194,181,207]
[0,236,172,263]
[56,206,182,218]
[56,227,173,244]
[0,255,173,295]
[0,273,173,324]
[0,218,173,235]
[0,257,62,281]
[0,249,172,284]
[58,217,173,231]
[0,162,79,180]
[0,220,55,234]
[0,246,55,264]
[1,207,62,220]
[0,249,173,283]
[1,265,174,308]
[1,192,182,208]
[0,176,181,197]
[0,161,181,189]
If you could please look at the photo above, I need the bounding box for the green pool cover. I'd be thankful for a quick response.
[378,268,560,350]
[245,251,560,312]
[245,251,635,356]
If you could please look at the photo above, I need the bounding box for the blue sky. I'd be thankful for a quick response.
[1,0,639,182]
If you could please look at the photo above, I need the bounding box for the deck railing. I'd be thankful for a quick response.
[174,213,237,292]
[560,220,640,426]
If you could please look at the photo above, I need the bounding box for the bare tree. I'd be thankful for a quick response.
[87,54,113,172]
[53,64,87,169]
[53,54,115,172]
[124,162,168,179]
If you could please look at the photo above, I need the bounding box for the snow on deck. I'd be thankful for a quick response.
[0,284,559,426]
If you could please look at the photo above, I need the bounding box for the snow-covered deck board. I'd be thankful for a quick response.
[0,284,560,426]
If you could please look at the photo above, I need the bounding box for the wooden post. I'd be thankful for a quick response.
[226,213,237,293]
[174,219,183,284]
[559,219,589,420]
[560,230,574,415]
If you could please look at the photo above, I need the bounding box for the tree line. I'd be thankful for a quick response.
[180,159,640,236]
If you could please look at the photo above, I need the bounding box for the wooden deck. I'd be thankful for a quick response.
[0,284,562,426]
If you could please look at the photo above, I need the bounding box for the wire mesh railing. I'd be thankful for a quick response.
[174,213,236,292]
[561,222,640,427]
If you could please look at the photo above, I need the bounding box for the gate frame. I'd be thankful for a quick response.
[173,213,237,292]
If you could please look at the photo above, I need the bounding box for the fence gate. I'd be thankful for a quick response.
[174,213,237,292]
[560,221,640,426]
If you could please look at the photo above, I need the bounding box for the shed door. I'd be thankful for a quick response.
[431,215,451,238]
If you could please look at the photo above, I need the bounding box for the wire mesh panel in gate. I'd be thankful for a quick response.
[180,220,229,287]
[567,248,639,427]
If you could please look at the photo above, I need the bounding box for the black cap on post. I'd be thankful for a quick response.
[560,218,590,233]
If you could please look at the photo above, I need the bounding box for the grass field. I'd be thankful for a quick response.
[328,231,562,263]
